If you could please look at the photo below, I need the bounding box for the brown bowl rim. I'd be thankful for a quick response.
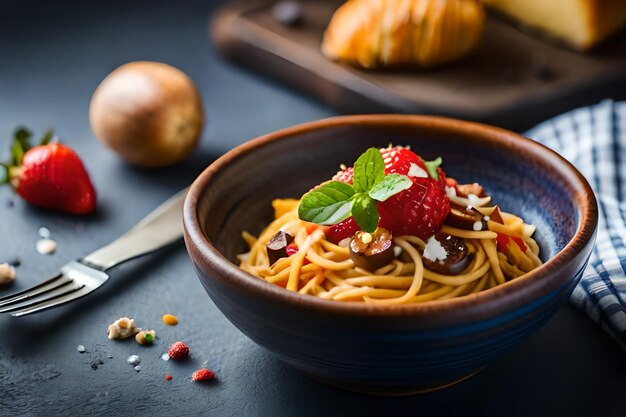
[183,114,598,321]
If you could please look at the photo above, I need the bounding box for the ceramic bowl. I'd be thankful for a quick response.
[183,115,597,395]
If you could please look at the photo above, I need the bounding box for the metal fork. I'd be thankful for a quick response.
[0,188,187,317]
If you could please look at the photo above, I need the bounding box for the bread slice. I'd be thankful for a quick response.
[483,0,626,50]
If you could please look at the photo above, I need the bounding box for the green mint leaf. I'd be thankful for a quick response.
[353,147,385,193]
[351,194,379,233]
[298,181,355,225]
[424,157,442,180]
[368,174,412,202]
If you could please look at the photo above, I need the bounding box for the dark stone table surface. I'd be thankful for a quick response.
[1,1,625,416]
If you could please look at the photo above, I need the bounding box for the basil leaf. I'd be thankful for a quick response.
[351,194,379,233]
[424,157,442,180]
[368,174,412,202]
[298,181,355,225]
[353,147,385,193]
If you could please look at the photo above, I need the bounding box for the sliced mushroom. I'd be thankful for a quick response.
[422,232,472,275]
[266,231,295,265]
[445,205,487,231]
[349,228,394,271]
[446,206,480,230]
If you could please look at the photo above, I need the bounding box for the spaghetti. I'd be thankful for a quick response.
[239,198,542,304]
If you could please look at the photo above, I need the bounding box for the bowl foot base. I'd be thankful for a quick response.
[304,368,484,396]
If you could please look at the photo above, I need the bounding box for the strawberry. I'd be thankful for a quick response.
[327,147,420,243]
[378,147,449,238]
[378,178,450,239]
[332,147,420,184]
[332,166,353,184]
[285,243,311,265]
[1,128,96,214]
[168,341,190,360]
[380,146,422,176]
[326,146,449,241]
[191,368,216,382]
[285,243,299,256]
[328,165,359,244]
[325,216,360,244]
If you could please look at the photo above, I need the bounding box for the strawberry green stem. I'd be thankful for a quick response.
[7,166,22,189]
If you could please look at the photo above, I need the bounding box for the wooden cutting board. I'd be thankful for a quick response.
[212,0,626,131]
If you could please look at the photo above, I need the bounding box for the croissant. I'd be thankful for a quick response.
[322,0,485,69]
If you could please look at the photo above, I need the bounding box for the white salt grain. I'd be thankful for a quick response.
[161,353,170,361]
[134,365,141,372]
[38,227,51,239]
[77,344,86,353]
[127,355,141,366]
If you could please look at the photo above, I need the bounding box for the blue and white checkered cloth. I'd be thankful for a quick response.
[526,99,626,350]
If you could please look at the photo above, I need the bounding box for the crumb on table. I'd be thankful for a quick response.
[0,263,16,285]
[135,329,156,345]
[107,317,141,340]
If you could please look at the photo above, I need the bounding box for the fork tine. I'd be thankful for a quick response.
[0,273,72,309]
[10,285,92,317]
[0,282,85,314]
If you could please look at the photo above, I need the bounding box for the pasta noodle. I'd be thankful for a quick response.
[239,197,543,305]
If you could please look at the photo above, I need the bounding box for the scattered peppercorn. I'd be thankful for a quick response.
[162,314,178,326]
[167,341,189,360]
[192,368,215,382]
